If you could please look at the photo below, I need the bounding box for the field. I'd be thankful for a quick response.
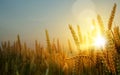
[0,3,120,75]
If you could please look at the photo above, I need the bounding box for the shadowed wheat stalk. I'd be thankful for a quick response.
[45,29,51,54]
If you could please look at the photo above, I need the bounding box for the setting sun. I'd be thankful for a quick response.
[94,35,106,48]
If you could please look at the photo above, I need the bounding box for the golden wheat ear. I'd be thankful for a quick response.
[97,14,104,33]
[24,42,27,50]
[17,34,21,50]
[57,38,61,52]
[108,3,117,30]
[45,29,51,53]
[77,25,82,44]
[113,26,120,48]
[68,24,79,50]
[68,39,72,53]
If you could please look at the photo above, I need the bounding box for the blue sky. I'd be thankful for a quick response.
[0,0,120,48]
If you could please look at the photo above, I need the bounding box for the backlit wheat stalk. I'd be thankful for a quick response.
[108,3,116,30]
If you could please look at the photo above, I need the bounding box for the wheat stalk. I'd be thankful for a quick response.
[68,39,72,54]
[77,25,82,44]
[108,3,117,30]
[57,38,61,53]
[114,26,120,46]
[17,34,22,51]
[45,29,51,53]
[69,24,80,50]
[104,30,117,73]
[97,14,105,34]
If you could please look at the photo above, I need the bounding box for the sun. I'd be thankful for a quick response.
[94,35,106,48]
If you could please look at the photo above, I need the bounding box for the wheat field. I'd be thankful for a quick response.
[0,3,120,75]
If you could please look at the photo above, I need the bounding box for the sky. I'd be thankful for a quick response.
[0,0,120,48]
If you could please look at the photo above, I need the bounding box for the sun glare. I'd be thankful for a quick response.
[94,35,106,48]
